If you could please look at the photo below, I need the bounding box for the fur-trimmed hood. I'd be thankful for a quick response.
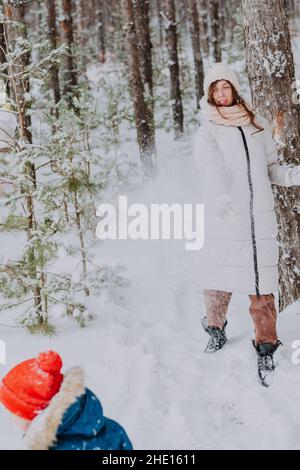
[22,367,132,451]
[22,367,85,450]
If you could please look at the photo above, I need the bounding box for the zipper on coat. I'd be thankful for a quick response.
[237,126,261,297]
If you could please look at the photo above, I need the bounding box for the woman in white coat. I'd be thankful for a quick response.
[193,63,300,386]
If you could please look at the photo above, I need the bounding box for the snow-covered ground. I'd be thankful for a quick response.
[1,135,300,450]
[0,18,300,451]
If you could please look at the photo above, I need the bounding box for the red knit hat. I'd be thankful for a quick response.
[0,351,63,421]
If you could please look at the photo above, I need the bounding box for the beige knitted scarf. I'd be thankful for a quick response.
[203,100,253,127]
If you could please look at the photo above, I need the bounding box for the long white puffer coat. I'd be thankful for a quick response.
[193,103,290,295]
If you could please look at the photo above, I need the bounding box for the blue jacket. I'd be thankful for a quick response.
[51,389,133,451]
[23,368,133,451]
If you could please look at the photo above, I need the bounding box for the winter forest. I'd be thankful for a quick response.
[0,0,300,451]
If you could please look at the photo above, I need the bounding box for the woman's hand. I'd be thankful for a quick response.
[284,165,300,186]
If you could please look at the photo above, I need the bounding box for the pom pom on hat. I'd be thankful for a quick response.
[203,62,241,98]
[0,351,63,421]
[37,351,63,374]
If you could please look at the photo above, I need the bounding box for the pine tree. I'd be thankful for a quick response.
[0,3,129,334]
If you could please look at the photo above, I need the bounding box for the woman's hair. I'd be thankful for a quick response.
[208,80,264,134]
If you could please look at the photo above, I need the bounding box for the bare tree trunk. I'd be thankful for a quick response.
[122,0,156,177]
[242,0,300,312]
[60,0,78,105]
[132,0,153,100]
[46,0,61,107]
[163,0,184,139]
[188,0,204,109]
[208,0,221,62]
[198,0,210,56]
[96,0,106,63]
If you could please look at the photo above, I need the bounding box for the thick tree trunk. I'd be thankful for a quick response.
[122,0,156,177]
[242,0,300,312]
[46,0,61,106]
[188,0,204,109]
[163,0,184,139]
[132,0,153,99]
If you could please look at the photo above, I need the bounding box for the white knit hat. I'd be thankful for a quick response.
[203,62,241,98]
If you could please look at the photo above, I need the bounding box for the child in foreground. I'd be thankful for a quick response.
[0,350,133,450]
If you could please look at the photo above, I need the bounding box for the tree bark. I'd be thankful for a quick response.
[132,0,153,99]
[242,0,300,312]
[96,0,106,63]
[188,0,204,109]
[122,0,156,177]
[163,0,184,139]
[60,0,78,104]
[46,0,61,106]
[208,0,221,62]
